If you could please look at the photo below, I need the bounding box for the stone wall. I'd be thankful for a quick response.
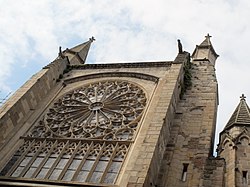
[219,139,236,187]
[157,58,219,187]
[202,158,225,187]
[218,127,250,187]
[0,57,68,164]
[117,53,188,187]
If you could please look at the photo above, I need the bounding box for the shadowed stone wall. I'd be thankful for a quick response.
[157,58,219,187]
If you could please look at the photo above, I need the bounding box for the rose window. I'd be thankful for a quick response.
[1,81,147,185]
[29,81,147,140]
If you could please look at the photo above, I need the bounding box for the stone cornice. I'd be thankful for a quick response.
[70,61,173,70]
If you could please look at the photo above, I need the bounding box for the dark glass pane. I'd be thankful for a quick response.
[11,166,24,177]
[56,158,68,169]
[108,161,121,173]
[68,159,81,170]
[89,171,102,183]
[75,170,88,182]
[31,157,44,167]
[44,158,56,168]
[62,170,75,181]
[0,155,19,176]
[95,161,108,172]
[49,169,62,180]
[103,172,116,184]
[82,160,94,171]
[24,167,36,178]
[36,168,49,179]
[20,156,32,166]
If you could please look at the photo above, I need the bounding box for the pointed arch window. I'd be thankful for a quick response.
[243,171,248,185]
[0,80,147,185]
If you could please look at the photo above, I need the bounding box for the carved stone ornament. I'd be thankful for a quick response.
[29,81,147,140]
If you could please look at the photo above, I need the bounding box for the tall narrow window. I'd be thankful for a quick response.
[243,170,248,185]
[181,163,189,182]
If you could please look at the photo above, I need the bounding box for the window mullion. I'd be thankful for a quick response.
[57,141,81,180]
[44,140,69,179]
[6,139,35,177]
[85,142,106,182]
[19,140,47,177]
[31,140,58,178]
[112,143,131,184]
[71,141,94,181]
[100,142,119,183]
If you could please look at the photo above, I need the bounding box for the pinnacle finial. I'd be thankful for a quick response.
[206,33,212,39]
[240,94,246,101]
[58,46,65,58]
[89,36,95,42]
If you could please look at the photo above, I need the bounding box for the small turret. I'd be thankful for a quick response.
[192,34,219,65]
[218,94,250,151]
[217,95,250,187]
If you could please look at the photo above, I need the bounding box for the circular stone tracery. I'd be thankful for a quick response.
[89,102,104,111]
[29,81,147,140]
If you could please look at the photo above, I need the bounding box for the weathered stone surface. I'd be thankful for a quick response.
[0,36,229,187]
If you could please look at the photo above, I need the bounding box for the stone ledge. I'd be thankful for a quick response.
[71,61,173,69]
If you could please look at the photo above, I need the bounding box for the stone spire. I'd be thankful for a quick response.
[224,94,250,131]
[62,36,95,65]
[192,34,219,65]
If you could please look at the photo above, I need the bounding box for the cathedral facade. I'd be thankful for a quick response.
[0,35,247,187]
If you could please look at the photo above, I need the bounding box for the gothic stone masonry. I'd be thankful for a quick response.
[0,36,233,187]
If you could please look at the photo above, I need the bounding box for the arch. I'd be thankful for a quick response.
[239,135,250,146]
[222,138,233,149]
[64,72,159,85]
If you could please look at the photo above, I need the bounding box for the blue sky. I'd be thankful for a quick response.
[1,0,250,153]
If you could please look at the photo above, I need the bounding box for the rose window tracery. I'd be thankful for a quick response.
[0,80,147,185]
[29,81,147,140]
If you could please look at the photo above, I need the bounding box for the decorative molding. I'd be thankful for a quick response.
[71,61,172,69]
[64,72,159,85]
[28,80,147,141]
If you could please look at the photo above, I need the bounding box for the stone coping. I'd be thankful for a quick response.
[71,61,173,69]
